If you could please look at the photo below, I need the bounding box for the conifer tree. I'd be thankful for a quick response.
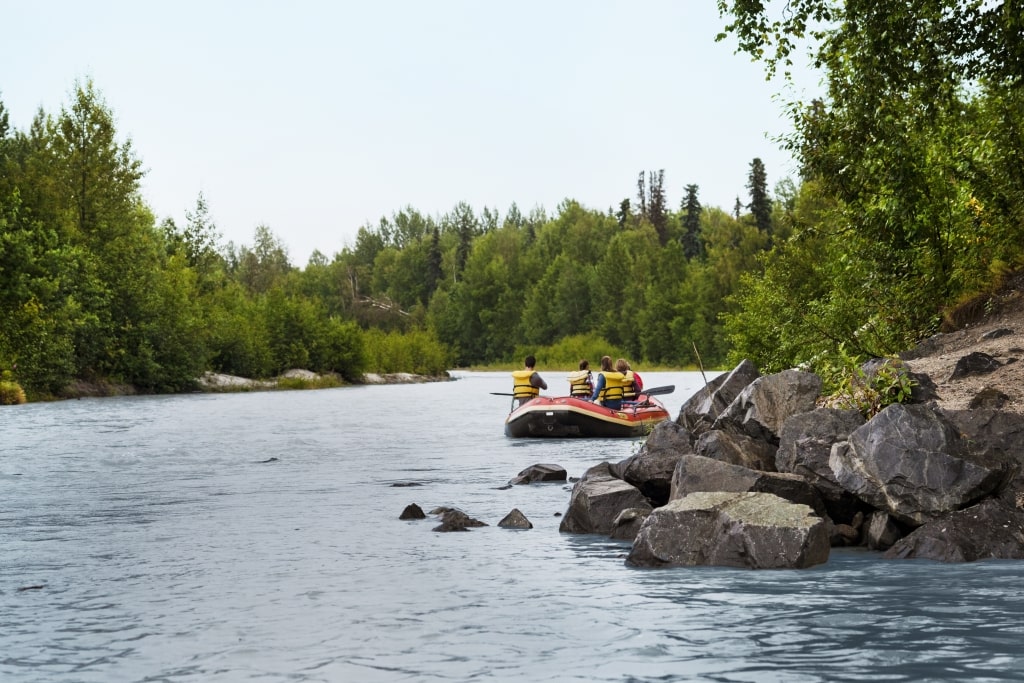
[648,169,669,246]
[680,183,704,259]
[747,157,772,237]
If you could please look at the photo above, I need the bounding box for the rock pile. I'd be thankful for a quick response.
[560,358,1024,568]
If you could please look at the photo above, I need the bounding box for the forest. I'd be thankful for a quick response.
[2,1,1023,402]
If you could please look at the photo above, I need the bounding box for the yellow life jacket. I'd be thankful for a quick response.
[567,369,592,397]
[512,369,540,401]
[621,370,637,400]
[597,371,625,403]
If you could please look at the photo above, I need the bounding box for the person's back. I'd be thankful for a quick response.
[616,358,638,401]
[591,355,625,409]
[511,355,547,407]
[567,359,593,398]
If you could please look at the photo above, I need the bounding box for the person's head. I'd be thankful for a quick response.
[600,355,613,372]
[524,355,536,369]
[578,359,589,371]
[615,358,628,373]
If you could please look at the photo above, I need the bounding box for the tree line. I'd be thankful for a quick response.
[5,1,1023,399]
[0,81,781,400]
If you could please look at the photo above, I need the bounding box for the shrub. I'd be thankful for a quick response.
[816,347,916,419]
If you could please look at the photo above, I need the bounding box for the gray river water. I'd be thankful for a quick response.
[2,371,1023,682]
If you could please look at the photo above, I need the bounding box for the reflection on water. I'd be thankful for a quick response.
[2,372,1023,682]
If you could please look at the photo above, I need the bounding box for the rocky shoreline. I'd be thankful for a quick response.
[558,358,1024,568]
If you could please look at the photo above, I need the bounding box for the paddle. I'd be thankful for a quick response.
[640,384,674,397]
[490,392,515,396]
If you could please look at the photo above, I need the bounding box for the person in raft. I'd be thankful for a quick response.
[511,355,548,407]
[616,358,644,402]
[589,355,625,410]
[566,359,594,398]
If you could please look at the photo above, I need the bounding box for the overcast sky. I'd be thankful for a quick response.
[2,1,820,265]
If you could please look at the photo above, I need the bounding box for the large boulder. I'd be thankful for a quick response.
[694,427,778,472]
[776,408,866,523]
[559,462,652,535]
[644,418,696,454]
[626,491,830,569]
[610,421,695,506]
[884,498,1024,562]
[677,359,760,437]
[713,369,822,444]
[669,454,827,518]
[942,408,1024,507]
[829,403,1006,526]
[941,408,1024,467]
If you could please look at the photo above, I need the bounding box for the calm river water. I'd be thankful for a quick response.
[2,371,1023,682]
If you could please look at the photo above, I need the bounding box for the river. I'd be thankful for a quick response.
[2,371,1023,682]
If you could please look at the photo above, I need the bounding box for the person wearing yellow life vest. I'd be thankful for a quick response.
[566,359,593,398]
[616,358,644,401]
[511,355,548,407]
[589,355,625,409]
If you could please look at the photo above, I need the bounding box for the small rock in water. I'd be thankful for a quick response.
[508,463,567,485]
[257,457,279,463]
[498,508,533,529]
[432,509,487,532]
[399,503,426,520]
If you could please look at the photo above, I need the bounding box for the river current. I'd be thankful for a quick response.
[2,371,1023,682]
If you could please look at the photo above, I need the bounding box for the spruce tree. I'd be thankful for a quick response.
[648,169,669,246]
[747,157,772,237]
[680,183,704,259]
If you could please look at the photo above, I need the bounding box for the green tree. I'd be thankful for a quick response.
[647,169,669,246]
[680,183,704,259]
[746,158,772,238]
[234,224,292,294]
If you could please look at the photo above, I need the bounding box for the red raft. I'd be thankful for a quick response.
[503,387,673,438]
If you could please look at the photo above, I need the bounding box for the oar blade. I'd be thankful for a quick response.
[641,384,675,397]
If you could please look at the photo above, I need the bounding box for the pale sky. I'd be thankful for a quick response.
[1,1,820,265]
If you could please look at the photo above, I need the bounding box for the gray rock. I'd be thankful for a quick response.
[432,509,488,532]
[644,418,696,454]
[968,387,1010,410]
[626,492,830,569]
[509,463,568,485]
[498,508,533,529]
[611,421,694,506]
[609,507,651,542]
[941,408,1024,468]
[776,408,866,523]
[399,503,426,520]
[677,359,760,437]
[948,351,1001,380]
[694,427,778,472]
[829,404,1005,526]
[669,454,826,518]
[980,328,1013,340]
[884,498,1024,562]
[713,369,822,444]
[559,462,652,535]
[864,511,902,551]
